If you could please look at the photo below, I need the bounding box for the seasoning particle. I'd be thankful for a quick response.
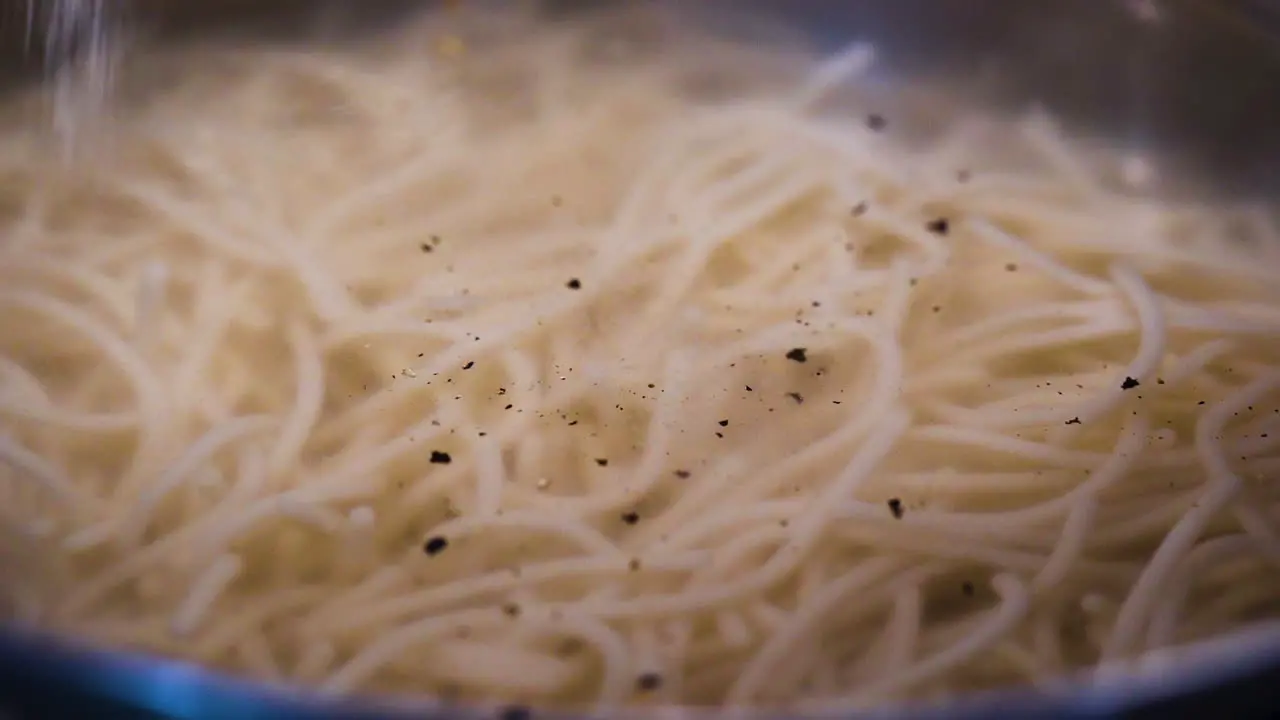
[498,706,532,720]
[430,450,453,464]
[718,419,729,427]
[851,201,868,217]
[785,347,808,363]
[887,498,904,519]
[674,470,691,479]
[423,536,449,555]
[786,392,804,404]
[419,242,433,253]
[636,672,663,692]
[1065,417,1082,425]
[961,581,975,597]
[566,278,582,290]
[462,361,474,370]
[866,113,887,131]
[1121,376,1141,390]
[926,218,950,236]
[621,511,640,525]
[595,458,609,467]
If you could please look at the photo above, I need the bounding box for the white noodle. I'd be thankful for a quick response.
[2,3,1279,711]
[170,553,242,637]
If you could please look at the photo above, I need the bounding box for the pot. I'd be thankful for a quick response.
[1,1,1278,718]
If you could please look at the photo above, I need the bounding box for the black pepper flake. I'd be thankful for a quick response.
[887,498,904,519]
[565,278,582,290]
[621,511,640,525]
[1156,378,1166,385]
[745,385,754,392]
[419,242,433,253]
[961,581,975,597]
[595,458,609,467]
[502,602,521,617]
[718,419,729,427]
[423,536,449,555]
[1121,376,1141,390]
[786,392,804,404]
[498,706,531,720]
[674,470,691,479]
[628,558,641,571]
[1065,417,1082,425]
[462,361,474,370]
[430,450,452,464]
[1198,401,1206,405]
[438,684,461,704]
[851,201,868,217]
[431,235,443,246]
[785,347,808,363]
[636,673,663,692]
[926,218,950,236]
[1005,262,1019,272]
[556,639,584,657]
[866,113,887,131]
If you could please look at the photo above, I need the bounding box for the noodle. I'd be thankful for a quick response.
[1,3,1279,711]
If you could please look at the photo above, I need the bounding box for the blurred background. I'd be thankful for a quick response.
[1,0,1279,197]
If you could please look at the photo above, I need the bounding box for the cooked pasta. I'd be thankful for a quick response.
[1,3,1278,712]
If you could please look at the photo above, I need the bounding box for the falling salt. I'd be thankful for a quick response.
[33,0,122,154]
